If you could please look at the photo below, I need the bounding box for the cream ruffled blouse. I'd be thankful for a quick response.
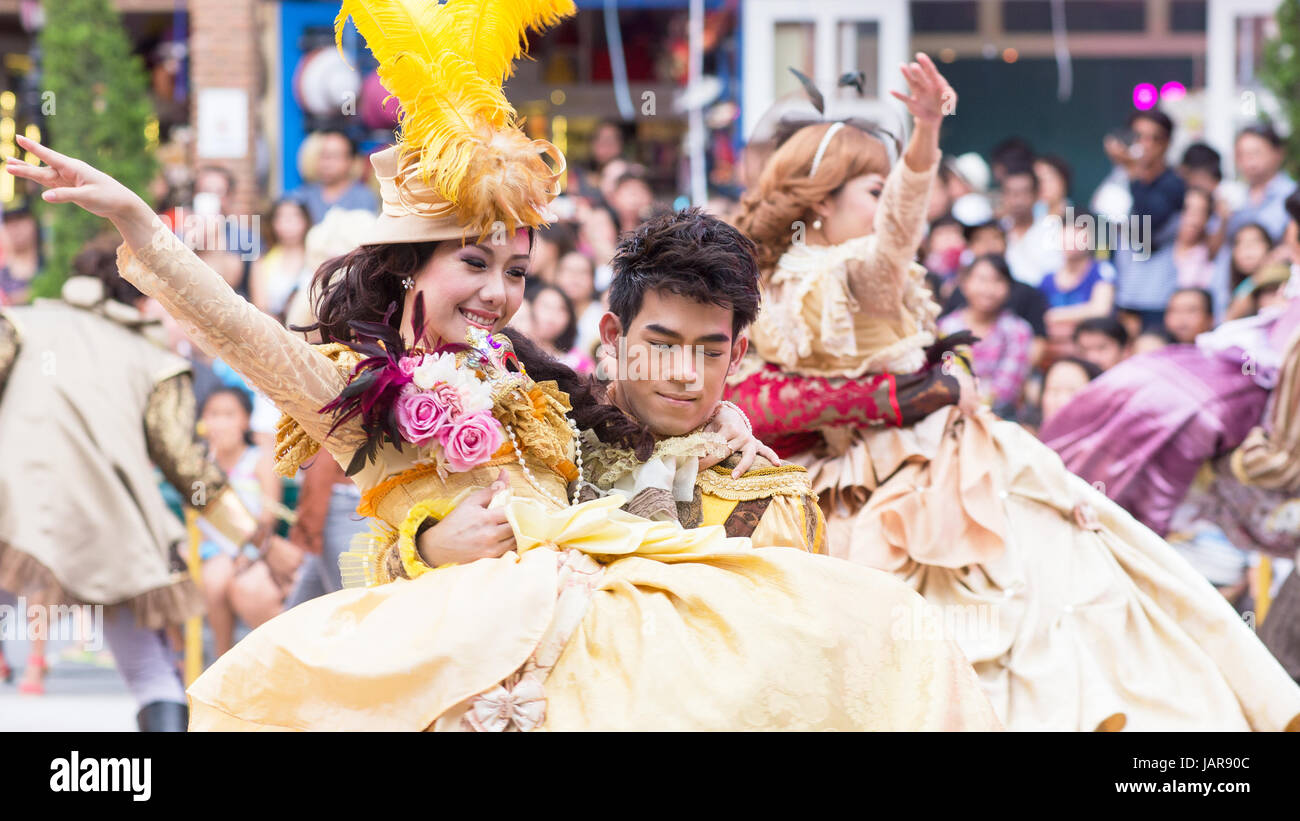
[751,157,942,378]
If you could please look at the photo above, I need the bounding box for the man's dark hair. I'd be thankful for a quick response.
[1127,110,1174,142]
[1180,142,1222,181]
[318,128,359,157]
[1170,287,1213,316]
[2,207,35,224]
[1036,154,1072,196]
[74,233,143,306]
[613,171,650,192]
[197,164,237,197]
[1285,188,1300,226]
[991,136,1034,169]
[1001,161,1039,192]
[609,207,761,338]
[1047,355,1103,383]
[1238,122,1283,149]
[1073,315,1129,348]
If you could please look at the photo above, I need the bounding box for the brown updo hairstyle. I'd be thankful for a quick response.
[734,121,891,273]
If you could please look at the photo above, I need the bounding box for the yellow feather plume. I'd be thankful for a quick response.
[336,0,576,215]
[431,0,578,85]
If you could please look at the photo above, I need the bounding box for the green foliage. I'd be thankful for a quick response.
[1262,0,1300,180]
[29,0,157,298]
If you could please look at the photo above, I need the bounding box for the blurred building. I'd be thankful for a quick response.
[740,0,1284,199]
[0,0,1288,213]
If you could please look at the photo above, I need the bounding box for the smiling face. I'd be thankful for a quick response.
[600,289,748,437]
[272,201,310,247]
[1164,290,1213,343]
[403,230,531,347]
[200,390,251,453]
[962,258,1012,316]
[1000,172,1037,223]
[1232,226,1271,277]
[1075,330,1125,371]
[530,286,573,347]
[1235,133,1283,188]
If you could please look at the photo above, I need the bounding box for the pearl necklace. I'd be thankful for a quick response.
[503,388,586,508]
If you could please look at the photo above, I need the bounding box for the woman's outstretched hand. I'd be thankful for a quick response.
[5,134,157,246]
[891,52,956,127]
[892,52,955,174]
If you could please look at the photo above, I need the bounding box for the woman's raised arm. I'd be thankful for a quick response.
[850,53,952,306]
[7,135,362,455]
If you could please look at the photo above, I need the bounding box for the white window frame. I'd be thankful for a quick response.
[1206,0,1282,176]
[742,0,910,140]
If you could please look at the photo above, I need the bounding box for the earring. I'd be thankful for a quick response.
[402,276,415,290]
[812,219,823,231]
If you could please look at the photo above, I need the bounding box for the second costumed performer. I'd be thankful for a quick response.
[6,0,1000,731]
[725,54,1300,731]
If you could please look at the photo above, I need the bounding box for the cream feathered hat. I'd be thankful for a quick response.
[335,0,575,245]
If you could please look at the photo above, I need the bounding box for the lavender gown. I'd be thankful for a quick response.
[1041,299,1300,536]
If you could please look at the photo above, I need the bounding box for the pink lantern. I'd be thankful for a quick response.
[360,71,402,130]
[1133,83,1158,110]
[1159,81,1187,102]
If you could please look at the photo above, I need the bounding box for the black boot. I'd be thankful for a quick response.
[137,701,189,732]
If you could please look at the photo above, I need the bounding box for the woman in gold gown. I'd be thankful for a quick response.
[1,1,999,731]
[728,55,1300,731]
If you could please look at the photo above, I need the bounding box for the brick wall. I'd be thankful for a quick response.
[188,0,260,216]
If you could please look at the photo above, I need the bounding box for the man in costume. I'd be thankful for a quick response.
[0,236,259,731]
[396,208,846,571]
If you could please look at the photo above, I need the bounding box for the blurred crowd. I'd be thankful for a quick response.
[1,107,1295,683]
[917,116,1294,434]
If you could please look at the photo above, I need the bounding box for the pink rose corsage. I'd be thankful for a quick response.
[322,293,508,476]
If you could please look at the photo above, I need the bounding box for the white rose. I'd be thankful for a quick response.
[411,352,457,390]
[448,369,495,414]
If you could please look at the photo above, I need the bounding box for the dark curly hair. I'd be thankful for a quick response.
[296,241,441,345]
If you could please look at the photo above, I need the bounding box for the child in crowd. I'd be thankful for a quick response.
[937,254,1035,419]
[1072,315,1129,371]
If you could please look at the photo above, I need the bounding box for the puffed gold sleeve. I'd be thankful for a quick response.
[1232,329,1300,492]
[117,229,365,461]
[697,461,825,553]
[144,372,257,546]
